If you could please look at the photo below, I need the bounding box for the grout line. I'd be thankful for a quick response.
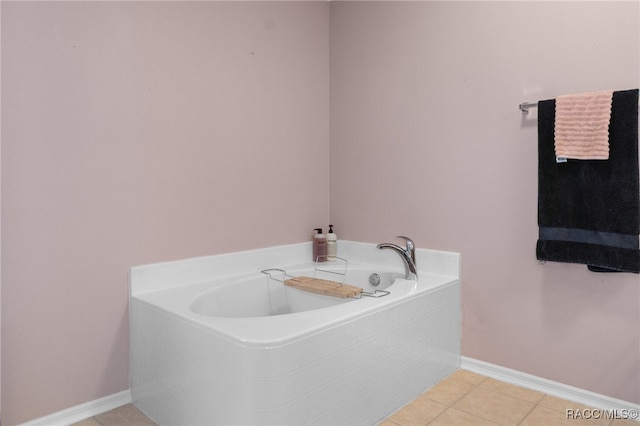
[93,415,107,426]
[424,375,501,426]
[477,377,545,405]
[442,380,506,426]
[515,400,539,426]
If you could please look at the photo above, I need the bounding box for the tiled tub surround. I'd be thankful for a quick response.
[130,241,461,425]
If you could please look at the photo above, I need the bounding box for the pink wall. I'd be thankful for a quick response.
[2,1,639,424]
[1,2,329,424]
[330,1,639,404]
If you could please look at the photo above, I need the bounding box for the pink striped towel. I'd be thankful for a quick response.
[554,90,614,160]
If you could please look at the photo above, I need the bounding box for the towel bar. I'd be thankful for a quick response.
[519,101,538,114]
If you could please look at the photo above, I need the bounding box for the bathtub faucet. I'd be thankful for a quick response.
[376,236,418,280]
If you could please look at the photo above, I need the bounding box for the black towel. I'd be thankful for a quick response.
[536,89,640,273]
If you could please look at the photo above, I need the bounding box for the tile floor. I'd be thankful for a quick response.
[73,369,638,426]
[381,370,637,426]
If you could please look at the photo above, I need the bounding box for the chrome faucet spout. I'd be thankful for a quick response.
[376,236,418,280]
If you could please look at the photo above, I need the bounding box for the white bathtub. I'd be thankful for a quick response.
[130,240,461,425]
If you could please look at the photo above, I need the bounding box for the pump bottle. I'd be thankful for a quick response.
[313,228,327,262]
[326,225,337,261]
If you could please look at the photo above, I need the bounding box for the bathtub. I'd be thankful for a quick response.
[130,240,461,425]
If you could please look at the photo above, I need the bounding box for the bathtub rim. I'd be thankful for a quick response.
[129,240,461,296]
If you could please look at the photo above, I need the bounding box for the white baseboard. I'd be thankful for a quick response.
[18,390,132,426]
[461,356,640,422]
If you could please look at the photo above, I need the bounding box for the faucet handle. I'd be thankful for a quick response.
[395,236,415,261]
[396,235,414,248]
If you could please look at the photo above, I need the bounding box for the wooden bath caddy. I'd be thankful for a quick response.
[284,276,363,299]
[261,257,390,299]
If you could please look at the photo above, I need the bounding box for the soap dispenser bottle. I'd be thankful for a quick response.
[313,228,327,262]
[326,225,337,261]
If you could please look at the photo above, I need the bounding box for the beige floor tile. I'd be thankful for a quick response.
[428,408,501,426]
[538,394,591,412]
[520,404,596,426]
[95,404,157,426]
[449,369,488,386]
[70,418,102,426]
[537,395,614,426]
[453,387,535,426]
[423,378,476,406]
[478,378,545,404]
[387,393,448,426]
